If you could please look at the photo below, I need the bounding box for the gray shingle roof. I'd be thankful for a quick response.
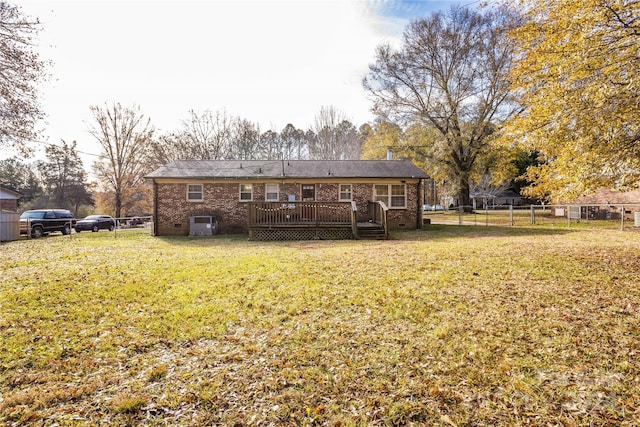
[146,160,428,180]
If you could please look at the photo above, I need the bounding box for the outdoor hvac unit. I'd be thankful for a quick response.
[189,215,218,236]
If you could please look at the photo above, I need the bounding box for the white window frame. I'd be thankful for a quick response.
[265,183,279,202]
[390,184,407,208]
[373,184,406,208]
[187,184,203,202]
[339,184,352,201]
[239,184,253,201]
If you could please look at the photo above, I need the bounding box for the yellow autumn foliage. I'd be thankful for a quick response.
[504,0,640,202]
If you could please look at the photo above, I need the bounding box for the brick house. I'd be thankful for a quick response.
[146,159,428,239]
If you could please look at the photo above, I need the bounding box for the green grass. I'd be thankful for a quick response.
[1,227,640,425]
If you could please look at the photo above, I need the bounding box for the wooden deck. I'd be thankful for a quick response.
[247,201,388,240]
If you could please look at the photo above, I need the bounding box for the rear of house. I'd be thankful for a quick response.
[146,159,427,238]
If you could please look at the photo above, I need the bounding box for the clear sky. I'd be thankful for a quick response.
[14,0,477,165]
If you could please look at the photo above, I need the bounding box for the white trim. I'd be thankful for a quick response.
[265,183,279,202]
[373,184,406,209]
[239,183,253,201]
[187,184,203,202]
[339,184,352,201]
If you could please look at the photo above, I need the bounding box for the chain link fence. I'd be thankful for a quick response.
[423,204,640,231]
[1,215,154,243]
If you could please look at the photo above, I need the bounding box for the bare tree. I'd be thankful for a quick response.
[257,130,281,160]
[179,109,235,160]
[363,6,518,207]
[310,106,361,160]
[0,1,47,152]
[280,124,308,160]
[147,132,183,169]
[89,103,154,219]
[229,118,260,160]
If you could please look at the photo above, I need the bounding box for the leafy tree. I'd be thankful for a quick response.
[0,1,47,153]
[360,121,404,160]
[504,0,640,202]
[510,149,539,196]
[364,6,519,207]
[37,140,93,213]
[0,156,42,203]
[89,103,154,219]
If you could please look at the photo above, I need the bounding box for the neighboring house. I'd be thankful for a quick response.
[0,187,21,212]
[569,187,640,205]
[146,159,428,239]
[564,187,640,221]
[471,190,528,209]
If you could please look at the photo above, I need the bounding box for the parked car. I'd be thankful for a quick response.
[423,204,445,211]
[19,209,76,238]
[127,217,145,227]
[75,215,115,232]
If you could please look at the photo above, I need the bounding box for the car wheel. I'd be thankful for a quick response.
[92,225,99,232]
[31,226,43,239]
[62,224,71,235]
[109,224,115,231]
[76,229,82,233]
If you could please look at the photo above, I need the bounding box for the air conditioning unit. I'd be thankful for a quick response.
[189,216,217,236]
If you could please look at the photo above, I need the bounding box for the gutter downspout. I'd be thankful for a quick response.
[152,179,159,236]
[417,179,423,229]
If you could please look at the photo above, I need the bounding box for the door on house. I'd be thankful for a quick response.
[301,184,315,220]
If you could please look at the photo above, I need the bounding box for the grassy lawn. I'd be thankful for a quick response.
[1,227,639,425]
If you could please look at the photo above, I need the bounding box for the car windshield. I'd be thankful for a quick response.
[83,215,101,220]
[20,211,45,219]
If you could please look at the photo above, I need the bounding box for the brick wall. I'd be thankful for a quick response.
[154,180,423,236]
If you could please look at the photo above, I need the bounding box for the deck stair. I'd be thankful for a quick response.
[356,221,387,239]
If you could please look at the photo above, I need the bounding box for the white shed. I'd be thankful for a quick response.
[1,210,20,241]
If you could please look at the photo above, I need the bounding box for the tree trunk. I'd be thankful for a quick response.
[457,173,471,211]
[115,191,122,220]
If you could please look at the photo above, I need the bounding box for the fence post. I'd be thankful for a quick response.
[530,205,535,225]
[509,205,514,226]
[621,205,625,231]
[458,206,463,225]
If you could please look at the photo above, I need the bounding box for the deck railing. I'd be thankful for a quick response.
[367,201,389,239]
[351,201,358,237]
[247,201,354,228]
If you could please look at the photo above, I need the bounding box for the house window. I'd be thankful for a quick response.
[390,184,406,208]
[240,184,253,201]
[339,184,352,201]
[265,184,279,201]
[374,184,406,208]
[302,184,315,201]
[187,184,203,202]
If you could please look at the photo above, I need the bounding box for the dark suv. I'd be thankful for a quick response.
[20,209,77,238]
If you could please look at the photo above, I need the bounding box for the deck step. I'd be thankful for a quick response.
[357,222,387,239]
